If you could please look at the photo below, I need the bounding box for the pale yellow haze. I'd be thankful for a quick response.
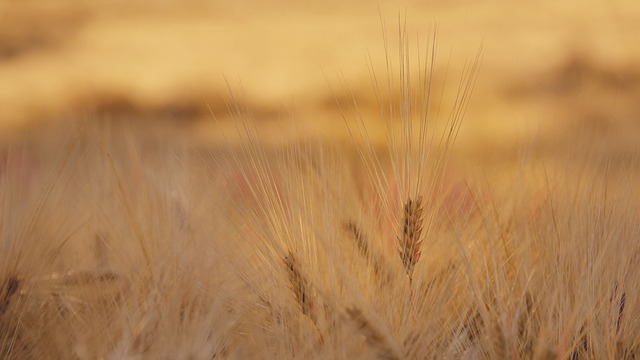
[0,0,639,154]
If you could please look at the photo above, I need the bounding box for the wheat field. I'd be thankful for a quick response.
[2,4,640,359]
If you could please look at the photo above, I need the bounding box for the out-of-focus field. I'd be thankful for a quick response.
[3,3,640,358]
[1,0,640,158]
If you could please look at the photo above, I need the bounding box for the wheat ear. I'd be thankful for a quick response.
[0,276,19,316]
[346,307,402,360]
[396,195,425,285]
[345,221,391,284]
[283,251,316,322]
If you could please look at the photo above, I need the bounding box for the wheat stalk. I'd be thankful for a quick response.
[490,317,508,360]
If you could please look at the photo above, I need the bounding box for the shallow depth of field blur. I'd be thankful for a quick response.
[1,0,639,156]
[2,1,640,359]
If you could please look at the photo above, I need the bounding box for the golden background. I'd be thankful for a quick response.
[1,0,639,158]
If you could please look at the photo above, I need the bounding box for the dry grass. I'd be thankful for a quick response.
[0,27,639,360]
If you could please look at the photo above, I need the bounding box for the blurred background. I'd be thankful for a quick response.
[1,0,639,162]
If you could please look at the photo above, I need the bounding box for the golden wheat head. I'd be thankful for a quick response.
[396,195,425,282]
[283,251,316,321]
